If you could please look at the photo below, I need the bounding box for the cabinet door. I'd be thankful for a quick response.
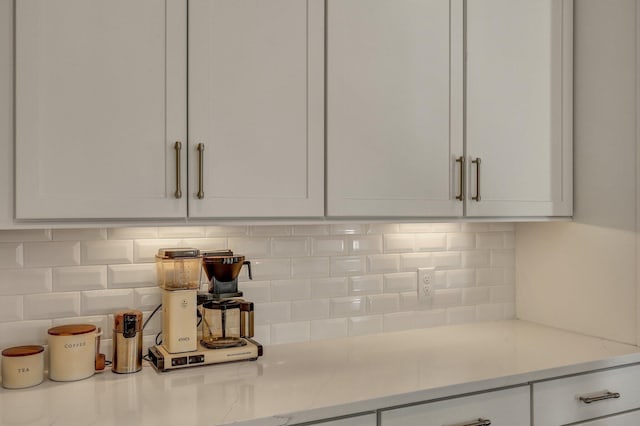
[15,0,187,219]
[465,0,573,217]
[575,410,640,426]
[312,413,376,426]
[381,385,530,426]
[188,0,324,218]
[326,0,464,217]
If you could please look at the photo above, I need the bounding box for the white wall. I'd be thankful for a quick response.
[516,0,638,345]
[0,0,13,227]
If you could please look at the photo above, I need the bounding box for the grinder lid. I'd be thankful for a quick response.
[114,310,143,334]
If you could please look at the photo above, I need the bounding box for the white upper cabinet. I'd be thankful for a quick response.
[15,0,187,219]
[465,0,573,217]
[188,0,324,218]
[326,0,463,217]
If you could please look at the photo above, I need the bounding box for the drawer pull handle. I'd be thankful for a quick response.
[174,141,182,199]
[471,157,481,201]
[196,143,205,199]
[455,156,465,201]
[579,391,621,404]
[444,418,491,426]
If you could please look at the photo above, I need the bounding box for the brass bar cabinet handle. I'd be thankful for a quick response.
[472,157,481,201]
[579,391,621,404]
[444,418,491,426]
[174,141,182,199]
[197,143,205,199]
[455,156,465,201]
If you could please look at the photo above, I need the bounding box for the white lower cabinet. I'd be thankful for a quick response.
[575,410,640,426]
[532,364,640,425]
[309,413,376,426]
[381,386,530,426]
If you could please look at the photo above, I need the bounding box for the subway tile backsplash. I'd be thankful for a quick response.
[0,223,515,356]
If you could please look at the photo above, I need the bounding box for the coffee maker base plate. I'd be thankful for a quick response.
[148,338,263,372]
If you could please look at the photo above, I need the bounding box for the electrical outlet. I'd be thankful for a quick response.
[417,267,435,304]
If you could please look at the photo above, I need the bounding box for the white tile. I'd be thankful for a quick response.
[108,263,156,289]
[504,268,516,285]
[490,285,515,303]
[446,269,476,288]
[504,303,516,319]
[348,235,382,255]
[476,268,505,286]
[0,269,52,295]
[383,272,417,293]
[415,233,446,252]
[310,318,348,341]
[330,224,364,235]
[349,275,383,295]
[182,238,227,252]
[157,227,205,238]
[0,320,52,348]
[53,229,107,241]
[366,224,399,234]
[134,287,162,311]
[107,227,158,239]
[140,310,162,336]
[367,294,399,314]
[447,233,475,250]
[432,252,462,269]
[271,279,311,302]
[348,315,382,336]
[238,281,271,303]
[82,240,133,265]
[292,225,330,236]
[383,234,414,253]
[23,241,80,267]
[399,253,433,271]
[382,311,417,333]
[461,223,490,232]
[489,223,515,231]
[271,322,309,345]
[292,299,330,321]
[311,277,348,299]
[250,225,292,237]
[0,229,51,243]
[491,250,515,268]
[413,309,447,328]
[504,232,515,249]
[476,233,505,249]
[253,325,271,345]
[205,226,248,237]
[433,289,462,308]
[133,239,181,263]
[252,258,291,280]
[399,292,419,310]
[398,223,434,233]
[0,243,23,268]
[462,287,491,305]
[81,289,135,315]
[476,303,505,321]
[270,238,309,257]
[24,293,81,320]
[228,238,269,257]
[446,306,476,325]
[462,251,491,268]
[53,266,107,292]
[53,315,111,339]
[330,296,366,317]
[331,256,364,276]
[254,302,291,325]
[291,257,330,278]
[0,296,22,322]
[367,254,400,273]
[311,237,346,256]
[431,223,461,232]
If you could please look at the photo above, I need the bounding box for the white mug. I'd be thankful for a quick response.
[47,324,105,382]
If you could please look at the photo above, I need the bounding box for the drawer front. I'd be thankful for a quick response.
[381,386,530,426]
[575,409,640,426]
[533,364,640,425]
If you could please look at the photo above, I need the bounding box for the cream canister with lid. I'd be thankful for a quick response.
[1,345,45,389]
[47,324,104,382]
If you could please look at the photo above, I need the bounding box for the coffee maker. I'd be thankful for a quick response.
[148,248,262,372]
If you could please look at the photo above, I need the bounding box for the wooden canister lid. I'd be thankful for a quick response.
[47,324,96,336]
[1,345,44,357]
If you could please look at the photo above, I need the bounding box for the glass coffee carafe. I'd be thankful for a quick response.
[200,300,246,349]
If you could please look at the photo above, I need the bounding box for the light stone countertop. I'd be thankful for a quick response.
[1,320,640,426]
